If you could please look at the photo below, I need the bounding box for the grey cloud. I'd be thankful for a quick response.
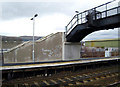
[1,0,103,21]
[1,0,119,41]
[83,29,118,41]
[1,2,76,20]
[1,0,118,21]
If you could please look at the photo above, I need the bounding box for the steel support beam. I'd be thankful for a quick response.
[66,14,120,42]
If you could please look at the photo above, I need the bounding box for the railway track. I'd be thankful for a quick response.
[2,64,120,87]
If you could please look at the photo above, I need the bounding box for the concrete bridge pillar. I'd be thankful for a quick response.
[63,42,81,60]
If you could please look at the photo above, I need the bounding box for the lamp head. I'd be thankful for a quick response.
[75,11,79,13]
[34,14,38,17]
[31,18,33,20]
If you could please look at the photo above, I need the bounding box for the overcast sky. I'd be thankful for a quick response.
[0,0,119,41]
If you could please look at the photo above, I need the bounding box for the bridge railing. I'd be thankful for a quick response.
[65,0,120,36]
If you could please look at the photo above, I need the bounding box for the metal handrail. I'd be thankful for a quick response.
[66,15,77,27]
[101,6,120,15]
[66,20,77,34]
[65,0,118,36]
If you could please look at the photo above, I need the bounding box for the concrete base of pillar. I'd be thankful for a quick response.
[63,42,81,60]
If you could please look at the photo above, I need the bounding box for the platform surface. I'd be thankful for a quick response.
[0,57,120,70]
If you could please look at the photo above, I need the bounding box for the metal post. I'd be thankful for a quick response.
[77,14,79,24]
[106,4,107,17]
[32,17,35,62]
[65,26,67,36]
[75,11,79,24]
[2,49,4,65]
[94,8,96,20]
[31,14,38,62]
[65,26,67,42]
[81,14,82,23]
[0,36,4,65]
[80,41,82,58]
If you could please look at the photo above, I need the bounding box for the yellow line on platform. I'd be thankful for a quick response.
[1,57,120,70]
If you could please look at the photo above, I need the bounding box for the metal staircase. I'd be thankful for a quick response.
[65,0,120,42]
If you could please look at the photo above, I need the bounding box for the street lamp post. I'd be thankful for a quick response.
[75,11,79,24]
[31,14,38,62]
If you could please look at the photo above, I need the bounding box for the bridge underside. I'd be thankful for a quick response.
[66,14,120,42]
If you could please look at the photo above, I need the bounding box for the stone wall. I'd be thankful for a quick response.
[4,32,63,63]
[35,32,63,62]
[3,32,82,63]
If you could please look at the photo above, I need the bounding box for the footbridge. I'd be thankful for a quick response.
[66,0,120,42]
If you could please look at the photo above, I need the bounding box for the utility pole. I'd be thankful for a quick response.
[30,14,38,62]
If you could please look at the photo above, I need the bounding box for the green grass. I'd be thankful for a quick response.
[85,39,120,47]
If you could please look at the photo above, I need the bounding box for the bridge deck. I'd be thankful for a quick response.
[66,13,120,42]
[66,0,120,42]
